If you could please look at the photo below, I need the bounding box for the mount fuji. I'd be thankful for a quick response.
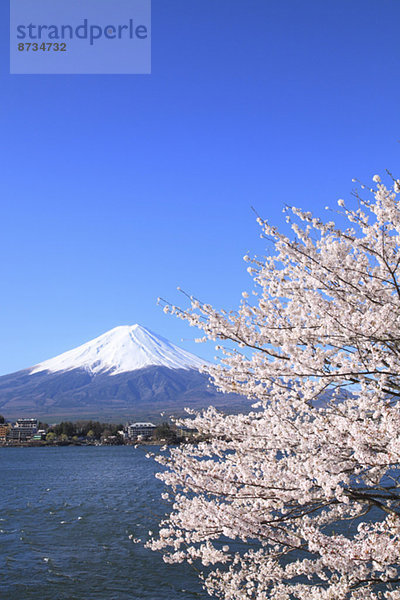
[30,325,207,376]
[0,325,245,421]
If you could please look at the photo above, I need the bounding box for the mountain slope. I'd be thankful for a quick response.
[0,325,246,421]
[30,324,206,375]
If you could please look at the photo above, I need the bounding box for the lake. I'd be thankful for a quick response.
[0,446,208,600]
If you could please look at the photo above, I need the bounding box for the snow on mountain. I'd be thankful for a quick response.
[29,325,206,376]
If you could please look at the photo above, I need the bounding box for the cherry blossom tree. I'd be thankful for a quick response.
[149,174,400,600]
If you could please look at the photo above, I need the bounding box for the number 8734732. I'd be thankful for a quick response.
[18,42,67,51]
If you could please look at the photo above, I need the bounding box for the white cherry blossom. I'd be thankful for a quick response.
[148,175,400,599]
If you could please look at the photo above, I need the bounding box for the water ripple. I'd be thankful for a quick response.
[0,446,207,600]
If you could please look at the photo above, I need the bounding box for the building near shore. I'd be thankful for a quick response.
[7,418,38,442]
[32,429,46,441]
[126,422,156,440]
[0,423,10,442]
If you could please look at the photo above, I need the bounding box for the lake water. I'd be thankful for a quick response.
[0,446,208,600]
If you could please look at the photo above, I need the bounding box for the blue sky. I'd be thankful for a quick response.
[0,0,400,374]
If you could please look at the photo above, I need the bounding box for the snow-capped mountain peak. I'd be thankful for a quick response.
[29,324,206,376]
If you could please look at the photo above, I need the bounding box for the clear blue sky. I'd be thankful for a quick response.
[0,0,400,375]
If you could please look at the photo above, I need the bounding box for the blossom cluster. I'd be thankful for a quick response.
[149,175,400,599]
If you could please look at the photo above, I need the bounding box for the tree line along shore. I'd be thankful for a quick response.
[0,414,197,446]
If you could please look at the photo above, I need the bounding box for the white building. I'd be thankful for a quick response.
[8,418,38,441]
[126,422,156,440]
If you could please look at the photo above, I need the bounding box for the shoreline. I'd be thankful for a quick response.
[0,440,179,448]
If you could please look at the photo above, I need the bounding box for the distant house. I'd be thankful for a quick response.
[0,424,9,442]
[177,425,198,438]
[126,422,156,440]
[7,418,38,442]
[32,429,46,441]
